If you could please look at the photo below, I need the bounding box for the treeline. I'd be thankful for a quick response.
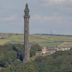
[34,33,72,37]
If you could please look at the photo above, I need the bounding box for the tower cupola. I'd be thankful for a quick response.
[24,3,29,16]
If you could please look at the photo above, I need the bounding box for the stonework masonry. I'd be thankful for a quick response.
[23,4,30,63]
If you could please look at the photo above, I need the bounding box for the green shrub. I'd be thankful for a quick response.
[30,43,42,57]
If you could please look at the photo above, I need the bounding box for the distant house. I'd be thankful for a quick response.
[41,47,57,55]
[42,47,47,54]
[47,47,57,55]
[56,47,71,51]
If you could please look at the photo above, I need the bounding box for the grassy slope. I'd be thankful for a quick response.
[58,42,72,47]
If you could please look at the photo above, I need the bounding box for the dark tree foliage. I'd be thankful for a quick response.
[17,51,23,61]
[12,44,24,61]
[0,60,6,67]
[12,45,18,52]
[30,43,42,57]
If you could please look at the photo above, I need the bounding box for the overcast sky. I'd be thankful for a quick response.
[0,0,72,35]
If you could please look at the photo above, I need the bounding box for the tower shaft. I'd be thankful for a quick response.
[23,4,30,63]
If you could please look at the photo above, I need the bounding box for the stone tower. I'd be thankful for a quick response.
[23,3,30,63]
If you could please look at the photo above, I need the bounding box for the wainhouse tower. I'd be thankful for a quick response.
[23,3,30,63]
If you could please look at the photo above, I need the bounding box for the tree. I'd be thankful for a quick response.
[30,43,42,57]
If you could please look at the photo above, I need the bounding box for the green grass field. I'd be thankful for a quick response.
[58,42,72,47]
[29,35,72,47]
[0,39,10,45]
[0,34,72,47]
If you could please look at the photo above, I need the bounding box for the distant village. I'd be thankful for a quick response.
[40,46,71,56]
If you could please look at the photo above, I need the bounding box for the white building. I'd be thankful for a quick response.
[56,47,71,51]
[41,47,57,55]
[42,47,47,54]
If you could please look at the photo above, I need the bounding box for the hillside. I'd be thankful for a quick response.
[0,44,72,72]
[35,50,72,72]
